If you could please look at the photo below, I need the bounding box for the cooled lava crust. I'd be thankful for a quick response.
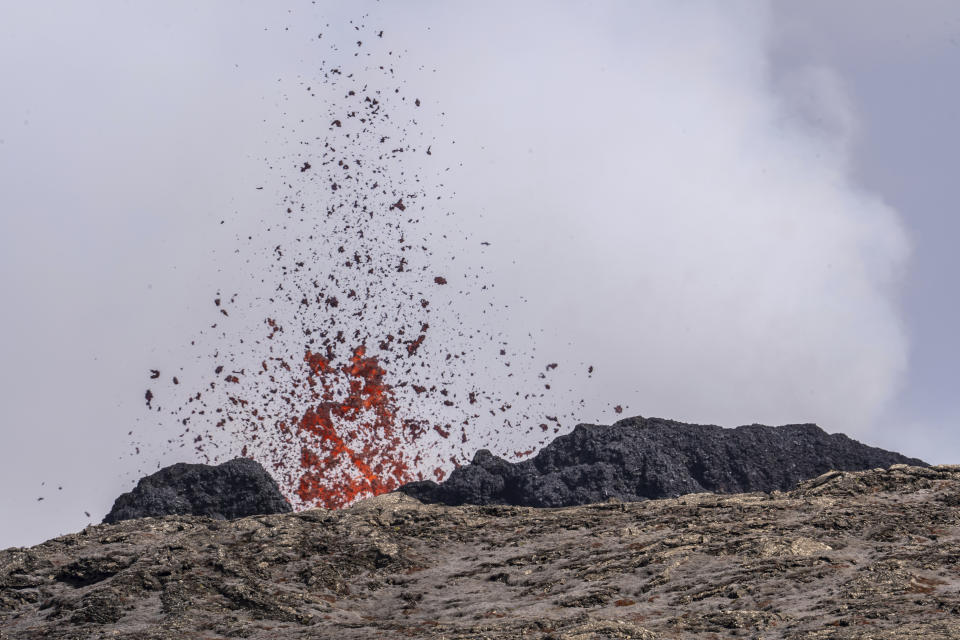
[398,416,927,507]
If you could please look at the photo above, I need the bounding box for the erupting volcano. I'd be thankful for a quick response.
[136,20,598,510]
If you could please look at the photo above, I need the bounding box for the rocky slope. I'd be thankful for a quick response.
[3,464,960,639]
[103,458,291,524]
[399,417,927,507]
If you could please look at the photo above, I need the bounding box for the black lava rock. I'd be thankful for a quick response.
[398,416,927,507]
[103,458,292,524]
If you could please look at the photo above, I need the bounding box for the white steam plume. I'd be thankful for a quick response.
[366,1,909,446]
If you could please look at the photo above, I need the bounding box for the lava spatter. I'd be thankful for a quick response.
[140,15,588,511]
[294,346,419,508]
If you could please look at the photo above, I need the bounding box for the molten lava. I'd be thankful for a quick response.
[295,346,417,508]
[138,19,592,512]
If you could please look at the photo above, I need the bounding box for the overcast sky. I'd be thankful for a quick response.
[1,1,957,549]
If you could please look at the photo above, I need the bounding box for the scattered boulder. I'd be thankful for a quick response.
[398,416,927,507]
[103,457,292,523]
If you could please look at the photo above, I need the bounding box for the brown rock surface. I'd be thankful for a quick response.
[2,464,959,639]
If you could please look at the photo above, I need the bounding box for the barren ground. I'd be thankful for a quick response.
[3,464,960,639]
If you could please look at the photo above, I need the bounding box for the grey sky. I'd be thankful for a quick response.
[1,1,957,549]
[771,0,960,458]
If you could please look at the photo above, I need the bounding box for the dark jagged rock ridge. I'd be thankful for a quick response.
[103,458,291,524]
[398,416,927,507]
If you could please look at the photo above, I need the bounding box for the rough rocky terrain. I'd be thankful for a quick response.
[399,417,927,507]
[103,458,291,524]
[3,464,959,639]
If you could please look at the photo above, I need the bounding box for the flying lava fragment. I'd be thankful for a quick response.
[139,18,588,510]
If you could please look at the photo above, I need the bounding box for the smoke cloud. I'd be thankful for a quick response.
[363,1,909,442]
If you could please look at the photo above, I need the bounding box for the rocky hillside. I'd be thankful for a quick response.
[2,464,959,639]
[399,417,927,507]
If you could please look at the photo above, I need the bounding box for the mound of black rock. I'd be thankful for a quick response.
[398,416,927,507]
[103,457,292,523]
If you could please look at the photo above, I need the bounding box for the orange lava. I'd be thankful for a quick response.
[295,346,417,508]
[140,23,580,513]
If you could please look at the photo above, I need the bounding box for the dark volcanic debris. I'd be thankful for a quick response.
[140,19,584,513]
[103,458,292,524]
[399,416,928,507]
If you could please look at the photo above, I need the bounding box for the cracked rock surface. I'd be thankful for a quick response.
[3,464,960,639]
[399,417,927,507]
